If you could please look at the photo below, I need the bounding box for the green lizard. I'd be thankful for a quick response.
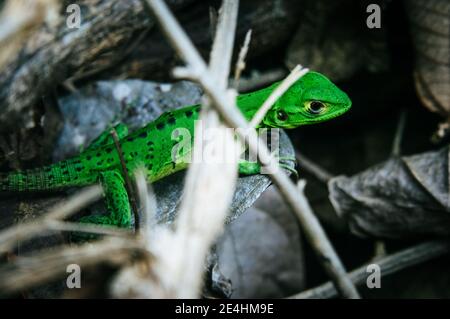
[0,72,351,228]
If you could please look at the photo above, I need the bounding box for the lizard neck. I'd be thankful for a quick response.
[236,82,279,125]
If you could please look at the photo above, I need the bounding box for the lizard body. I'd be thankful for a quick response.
[0,72,351,228]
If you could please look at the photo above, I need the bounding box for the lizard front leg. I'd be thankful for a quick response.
[238,160,261,175]
[238,156,297,176]
[78,170,132,228]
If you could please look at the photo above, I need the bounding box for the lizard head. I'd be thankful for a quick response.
[262,71,352,128]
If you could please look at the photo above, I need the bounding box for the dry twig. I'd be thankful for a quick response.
[290,240,450,299]
[0,185,103,254]
[0,237,146,296]
[113,0,242,298]
[238,68,287,92]
[144,0,360,299]
[296,151,334,184]
[391,109,407,157]
[135,168,157,241]
[233,29,252,89]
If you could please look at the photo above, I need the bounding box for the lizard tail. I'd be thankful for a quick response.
[0,160,88,192]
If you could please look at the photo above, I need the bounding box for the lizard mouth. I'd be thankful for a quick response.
[291,104,351,127]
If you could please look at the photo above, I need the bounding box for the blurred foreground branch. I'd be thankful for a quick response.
[0,185,103,254]
[0,237,146,296]
[110,0,241,298]
[144,0,359,299]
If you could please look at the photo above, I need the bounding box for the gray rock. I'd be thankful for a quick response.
[217,186,305,298]
[55,80,203,161]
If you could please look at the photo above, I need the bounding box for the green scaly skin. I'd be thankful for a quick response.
[0,72,351,229]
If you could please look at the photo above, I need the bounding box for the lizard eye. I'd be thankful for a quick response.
[306,101,326,115]
[277,110,288,121]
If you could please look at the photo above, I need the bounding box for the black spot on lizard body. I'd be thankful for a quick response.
[168,117,176,125]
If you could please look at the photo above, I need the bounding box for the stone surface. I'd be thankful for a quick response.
[217,186,305,298]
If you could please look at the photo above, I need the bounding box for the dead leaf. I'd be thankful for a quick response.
[405,0,450,118]
[329,146,450,238]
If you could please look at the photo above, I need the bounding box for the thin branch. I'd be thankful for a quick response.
[134,168,157,242]
[144,0,359,299]
[110,128,139,230]
[208,7,218,47]
[290,240,450,299]
[391,109,407,157]
[296,151,334,184]
[238,68,287,92]
[233,29,252,89]
[0,185,102,254]
[139,0,240,298]
[173,0,239,298]
[46,220,132,237]
[0,237,146,297]
[209,0,238,87]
